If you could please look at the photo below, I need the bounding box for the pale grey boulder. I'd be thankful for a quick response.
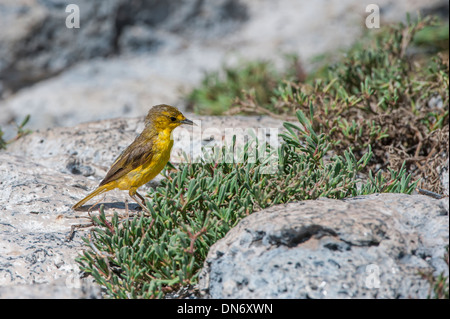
[198,194,449,299]
[0,278,101,299]
[0,0,121,94]
[0,0,248,95]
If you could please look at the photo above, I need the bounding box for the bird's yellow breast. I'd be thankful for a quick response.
[117,129,174,190]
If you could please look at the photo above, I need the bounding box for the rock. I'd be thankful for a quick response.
[198,193,449,299]
[0,51,227,136]
[114,0,248,54]
[0,277,101,299]
[0,152,102,296]
[0,0,248,96]
[441,159,449,196]
[0,0,121,94]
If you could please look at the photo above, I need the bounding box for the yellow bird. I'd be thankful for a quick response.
[72,104,194,210]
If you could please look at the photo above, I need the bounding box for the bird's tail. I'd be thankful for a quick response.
[72,185,109,210]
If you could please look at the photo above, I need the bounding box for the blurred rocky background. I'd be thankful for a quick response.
[1,0,448,137]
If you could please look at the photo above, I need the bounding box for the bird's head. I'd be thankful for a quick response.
[145,104,194,132]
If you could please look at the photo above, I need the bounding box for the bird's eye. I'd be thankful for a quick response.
[170,117,177,122]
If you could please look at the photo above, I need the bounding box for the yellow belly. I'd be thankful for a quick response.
[117,138,173,190]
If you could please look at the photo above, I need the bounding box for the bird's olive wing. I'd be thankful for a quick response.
[99,134,155,187]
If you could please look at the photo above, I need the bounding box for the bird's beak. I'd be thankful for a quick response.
[180,118,196,126]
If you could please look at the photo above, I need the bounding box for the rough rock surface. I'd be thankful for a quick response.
[0,0,247,94]
[0,279,101,299]
[0,151,102,297]
[198,194,449,299]
[441,159,449,196]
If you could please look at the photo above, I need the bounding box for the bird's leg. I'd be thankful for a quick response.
[135,191,146,206]
[129,190,150,214]
[124,197,129,219]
